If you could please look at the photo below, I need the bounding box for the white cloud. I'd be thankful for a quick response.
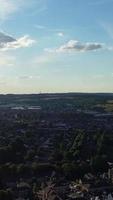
[0,0,23,21]
[34,25,45,29]
[45,40,103,53]
[0,0,47,22]
[107,46,113,51]
[57,32,64,37]
[0,32,35,51]
[17,75,40,80]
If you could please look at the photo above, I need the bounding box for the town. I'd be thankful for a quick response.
[0,93,113,200]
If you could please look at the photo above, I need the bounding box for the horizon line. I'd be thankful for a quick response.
[0,92,113,95]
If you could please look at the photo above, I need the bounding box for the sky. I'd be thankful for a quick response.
[0,0,113,93]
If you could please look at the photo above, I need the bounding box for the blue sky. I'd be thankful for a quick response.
[0,0,113,93]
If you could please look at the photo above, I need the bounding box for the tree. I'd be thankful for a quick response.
[90,155,109,173]
[0,190,13,200]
